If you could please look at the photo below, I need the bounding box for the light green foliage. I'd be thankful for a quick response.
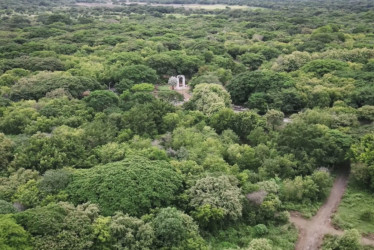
[272,51,312,72]
[189,83,232,115]
[189,176,243,222]
[350,133,374,189]
[1,2,373,249]
[278,121,352,171]
[264,109,284,130]
[0,133,14,172]
[226,144,260,170]
[292,107,359,129]
[66,157,183,216]
[110,212,154,250]
[92,216,112,249]
[206,223,296,249]
[357,105,374,121]
[12,179,41,208]
[258,154,298,179]
[0,168,40,201]
[131,83,154,92]
[95,142,129,164]
[334,183,374,234]
[13,125,89,173]
[170,126,229,167]
[248,238,272,250]
[322,229,362,250]
[153,207,207,249]
[281,170,332,203]
[253,224,268,236]
[351,133,374,165]
[0,69,30,87]
[257,179,280,194]
[0,101,39,134]
[191,204,225,228]
[0,215,32,250]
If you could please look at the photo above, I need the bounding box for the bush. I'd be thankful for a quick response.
[360,209,374,223]
[131,83,154,92]
[84,90,119,112]
[153,207,206,249]
[301,59,348,77]
[254,224,268,236]
[39,169,72,195]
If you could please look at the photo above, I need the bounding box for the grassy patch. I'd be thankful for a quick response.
[157,85,171,91]
[205,223,297,249]
[282,202,322,218]
[333,182,374,234]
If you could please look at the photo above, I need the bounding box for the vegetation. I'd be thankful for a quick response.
[0,0,373,249]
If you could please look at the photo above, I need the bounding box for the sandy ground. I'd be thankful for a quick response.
[174,87,191,101]
[290,173,374,249]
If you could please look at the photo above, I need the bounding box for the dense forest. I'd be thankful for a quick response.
[0,0,374,249]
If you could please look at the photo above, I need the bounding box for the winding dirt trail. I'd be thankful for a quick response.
[290,173,374,249]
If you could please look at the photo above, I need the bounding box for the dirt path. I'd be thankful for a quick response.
[175,87,191,101]
[290,173,374,249]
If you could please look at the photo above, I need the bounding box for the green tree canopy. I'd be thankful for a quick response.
[66,156,183,216]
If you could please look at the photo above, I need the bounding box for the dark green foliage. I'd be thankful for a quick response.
[84,90,119,112]
[112,65,158,92]
[14,202,99,250]
[277,121,352,171]
[66,157,183,216]
[153,207,207,249]
[0,200,17,214]
[209,108,265,140]
[238,53,266,71]
[302,59,348,77]
[39,169,72,195]
[1,1,374,249]
[10,72,103,101]
[0,133,14,172]
[226,71,294,111]
[122,99,176,137]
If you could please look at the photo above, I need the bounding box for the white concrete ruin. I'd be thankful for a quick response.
[175,75,187,89]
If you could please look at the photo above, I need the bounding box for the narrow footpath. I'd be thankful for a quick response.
[290,172,374,249]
